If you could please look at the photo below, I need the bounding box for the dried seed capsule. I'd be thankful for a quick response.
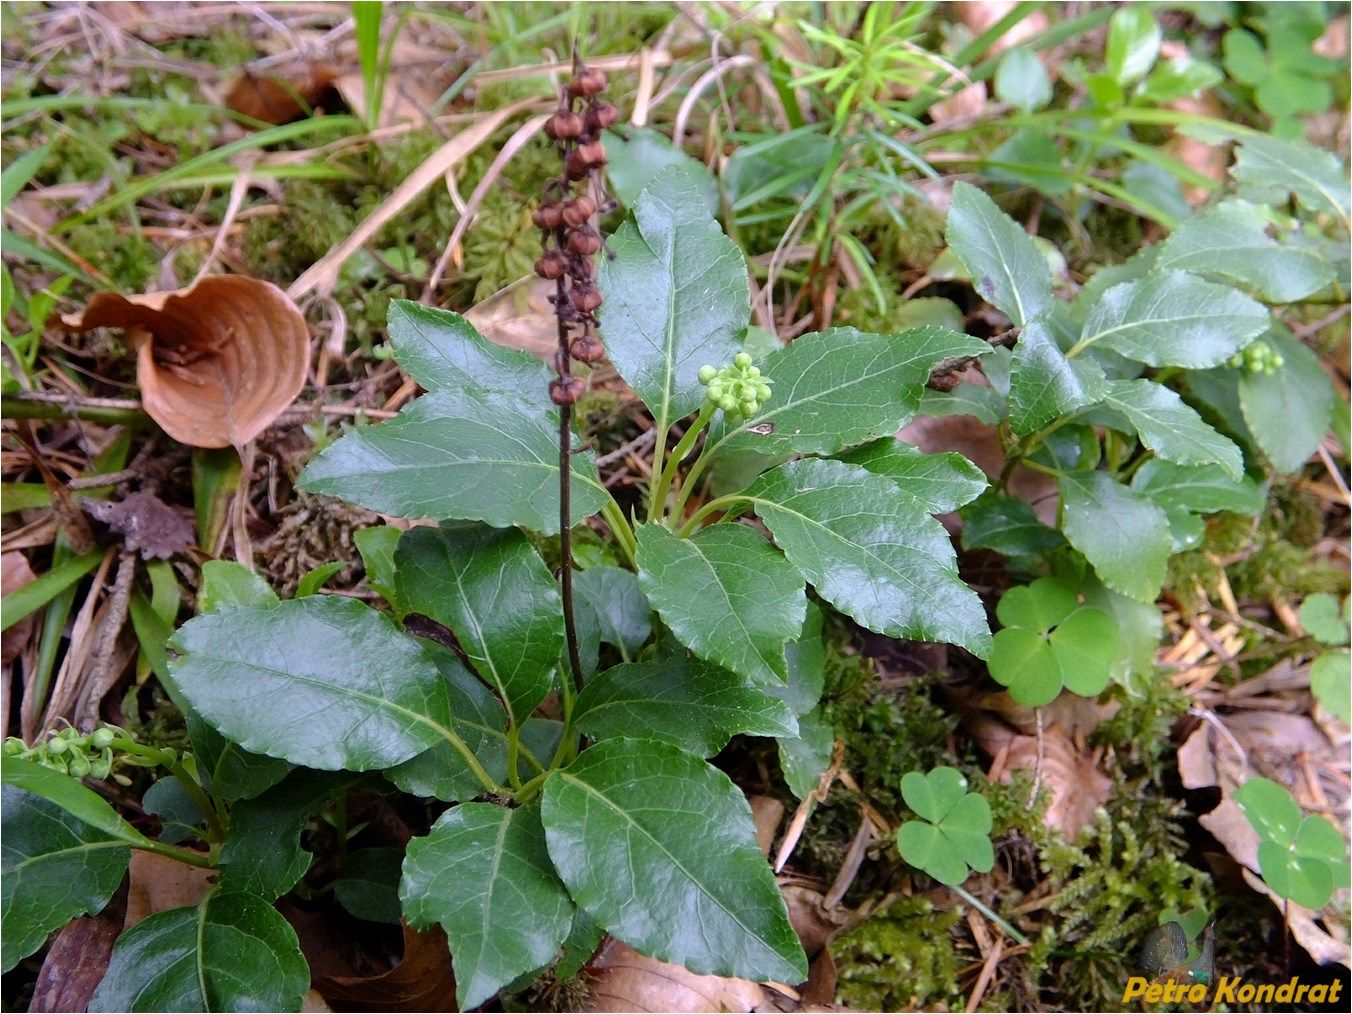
[577,140,607,168]
[570,282,603,312]
[532,203,564,230]
[561,195,598,227]
[566,227,602,256]
[586,101,618,132]
[549,375,586,405]
[535,252,566,279]
[544,110,585,140]
[570,335,605,363]
[568,67,608,97]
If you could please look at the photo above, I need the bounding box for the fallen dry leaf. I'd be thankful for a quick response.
[313,923,457,1013]
[31,880,127,1013]
[1241,869,1350,968]
[123,850,215,927]
[583,938,770,1013]
[81,490,195,560]
[225,63,339,126]
[2,550,38,664]
[60,275,310,448]
[463,276,558,362]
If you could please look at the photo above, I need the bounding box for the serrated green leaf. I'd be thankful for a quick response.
[1,757,151,847]
[1230,133,1350,224]
[333,847,404,924]
[636,523,805,685]
[298,387,608,533]
[746,460,991,657]
[960,493,1064,556]
[2,787,130,972]
[142,777,204,844]
[1074,269,1270,368]
[1129,460,1265,516]
[919,382,1005,425]
[839,439,988,513]
[1009,314,1108,434]
[766,602,825,718]
[574,647,796,757]
[777,708,834,800]
[168,596,454,771]
[710,325,989,460]
[946,181,1052,326]
[574,565,651,660]
[396,524,561,723]
[354,525,405,615]
[401,803,573,1010]
[1239,325,1335,473]
[1154,200,1334,303]
[598,165,748,427]
[1059,471,1172,602]
[604,127,719,213]
[88,891,309,1012]
[1098,379,1243,478]
[542,738,807,983]
[218,770,360,900]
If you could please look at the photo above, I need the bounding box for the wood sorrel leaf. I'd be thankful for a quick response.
[598,164,748,428]
[88,890,308,1013]
[573,647,797,757]
[1,787,130,973]
[1058,470,1172,603]
[838,439,987,514]
[401,803,574,1011]
[1098,379,1244,478]
[396,524,562,724]
[298,387,608,534]
[168,596,454,772]
[542,737,807,983]
[1075,269,1270,368]
[711,325,989,459]
[746,460,991,657]
[945,180,1052,326]
[636,523,805,685]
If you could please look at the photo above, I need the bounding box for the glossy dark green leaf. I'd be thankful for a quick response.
[1008,315,1107,434]
[1,787,130,972]
[187,716,292,803]
[1,757,150,846]
[142,777,205,844]
[1099,379,1243,478]
[169,596,454,771]
[1239,325,1335,473]
[838,440,987,514]
[959,493,1064,556]
[711,325,989,459]
[604,127,718,213]
[218,770,361,900]
[766,602,825,718]
[354,525,406,615]
[946,181,1052,326]
[574,565,651,659]
[401,803,573,1010]
[88,890,309,1012]
[542,738,807,982]
[298,387,608,533]
[574,647,797,757]
[197,561,277,612]
[746,460,991,657]
[1074,269,1270,368]
[1059,471,1172,602]
[1129,460,1264,516]
[333,847,404,924]
[777,709,835,800]
[636,523,805,685]
[396,524,562,723]
[598,165,748,426]
[1230,133,1350,222]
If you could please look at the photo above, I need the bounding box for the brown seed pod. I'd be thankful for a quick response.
[570,335,606,364]
[570,282,603,313]
[568,67,608,97]
[585,101,618,132]
[566,228,602,256]
[564,148,591,180]
[532,203,564,230]
[577,140,607,168]
[561,195,597,228]
[544,110,585,140]
[549,375,586,405]
[534,252,566,280]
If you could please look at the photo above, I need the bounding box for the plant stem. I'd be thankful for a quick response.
[113,738,226,844]
[557,286,586,699]
[676,494,752,537]
[437,721,505,795]
[601,497,637,565]
[950,884,1030,946]
[652,404,713,526]
[135,839,216,869]
[506,722,524,791]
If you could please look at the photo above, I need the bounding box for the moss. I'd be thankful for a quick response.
[832,896,966,1012]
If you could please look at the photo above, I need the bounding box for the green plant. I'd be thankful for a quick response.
[895,766,994,886]
[0,59,997,1008]
[1302,592,1351,723]
[1222,4,1348,137]
[1234,776,1349,910]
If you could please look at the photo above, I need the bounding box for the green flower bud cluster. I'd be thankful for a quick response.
[4,724,143,783]
[698,352,772,418]
[1228,340,1284,375]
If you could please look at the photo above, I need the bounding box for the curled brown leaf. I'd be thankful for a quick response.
[60,276,310,449]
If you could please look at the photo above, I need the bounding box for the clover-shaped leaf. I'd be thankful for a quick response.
[896,767,993,887]
[1300,593,1349,646]
[1235,776,1350,910]
[987,578,1119,706]
[1310,650,1351,724]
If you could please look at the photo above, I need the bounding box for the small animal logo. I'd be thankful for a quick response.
[1139,919,1215,985]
